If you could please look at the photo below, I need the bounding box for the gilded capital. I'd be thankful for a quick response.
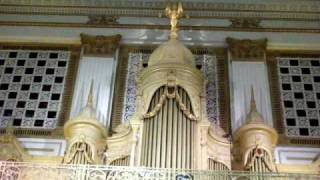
[80,33,122,57]
[229,18,261,28]
[226,37,267,59]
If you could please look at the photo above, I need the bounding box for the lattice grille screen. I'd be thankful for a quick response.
[0,50,70,128]
[278,57,320,138]
[122,53,219,125]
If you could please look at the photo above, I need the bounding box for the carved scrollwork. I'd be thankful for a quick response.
[113,122,131,136]
[87,15,119,25]
[0,135,26,162]
[80,33,122,57]
[229,18,261,28]
[226,37,267,59]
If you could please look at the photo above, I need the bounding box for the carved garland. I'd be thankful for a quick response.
[143,85,197,121]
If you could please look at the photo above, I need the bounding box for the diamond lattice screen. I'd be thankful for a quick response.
[0,50,70,129]
[278,57,320,138]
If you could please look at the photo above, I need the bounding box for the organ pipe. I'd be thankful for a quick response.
[110,156,130,166]
[141,85,196,169]
[244,146,273,172]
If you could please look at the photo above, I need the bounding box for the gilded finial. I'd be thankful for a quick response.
[250,86,257,112]
[87,81,93,106]
[165,1,184,39]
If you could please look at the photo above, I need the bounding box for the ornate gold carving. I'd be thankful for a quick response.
[229,18,261,28]
[0,134,29,162]
[244,145,275,172]
[233,90,278,172]
[106,123,132,165]
[143,85,198,121]
[165,1,184,39]
[64,88,107,165]
[80,33,121,57]
[112,122,131,137]
[87,15,119,25]
[226,37,267,59]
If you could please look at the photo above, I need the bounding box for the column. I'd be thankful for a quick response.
[227,37,273,132]
[70,33,121,127]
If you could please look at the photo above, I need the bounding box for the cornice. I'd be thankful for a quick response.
[1,0,320,13]
[1,1,320,21]
[1,21,320,34]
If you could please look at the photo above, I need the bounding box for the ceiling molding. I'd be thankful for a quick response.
[1,21,320,34]
[1,0,320,13]
[1,0,320,21]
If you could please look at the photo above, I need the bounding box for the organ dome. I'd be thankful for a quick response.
[148,38,195,67]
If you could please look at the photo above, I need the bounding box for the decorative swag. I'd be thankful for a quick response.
[141,85,196,169]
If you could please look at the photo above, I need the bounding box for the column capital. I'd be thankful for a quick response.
[226,37,267,59]
[80,33,122,57]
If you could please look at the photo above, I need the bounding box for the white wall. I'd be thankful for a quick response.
[18,138,66,156]
[275,146,320,165]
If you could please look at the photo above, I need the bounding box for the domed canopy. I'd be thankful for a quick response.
[64,86,107,139]
[64,83,107,138]
[148,38,195,67]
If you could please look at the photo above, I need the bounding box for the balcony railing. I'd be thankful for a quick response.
[0,161,318,180]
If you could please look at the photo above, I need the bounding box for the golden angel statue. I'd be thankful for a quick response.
[165,2,184,38]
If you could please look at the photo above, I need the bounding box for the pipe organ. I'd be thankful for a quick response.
[140,85,196,169]
[63,87,107,165]
[110,156,130,166]
[61,2,278,174]
[244,146,274,172]
[208,158,229,171]
[233,90,278,172]
[1,1,320,178]
[105,27,232,169]
[104,3,233,169]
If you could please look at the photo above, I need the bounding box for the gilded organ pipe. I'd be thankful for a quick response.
[140,86,195,169]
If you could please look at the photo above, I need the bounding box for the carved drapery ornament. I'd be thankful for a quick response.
[63,136,94,164]
[244,145,275,172]
[143,85,198,121]
[80,33,121,57]
[226,37,267,59]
